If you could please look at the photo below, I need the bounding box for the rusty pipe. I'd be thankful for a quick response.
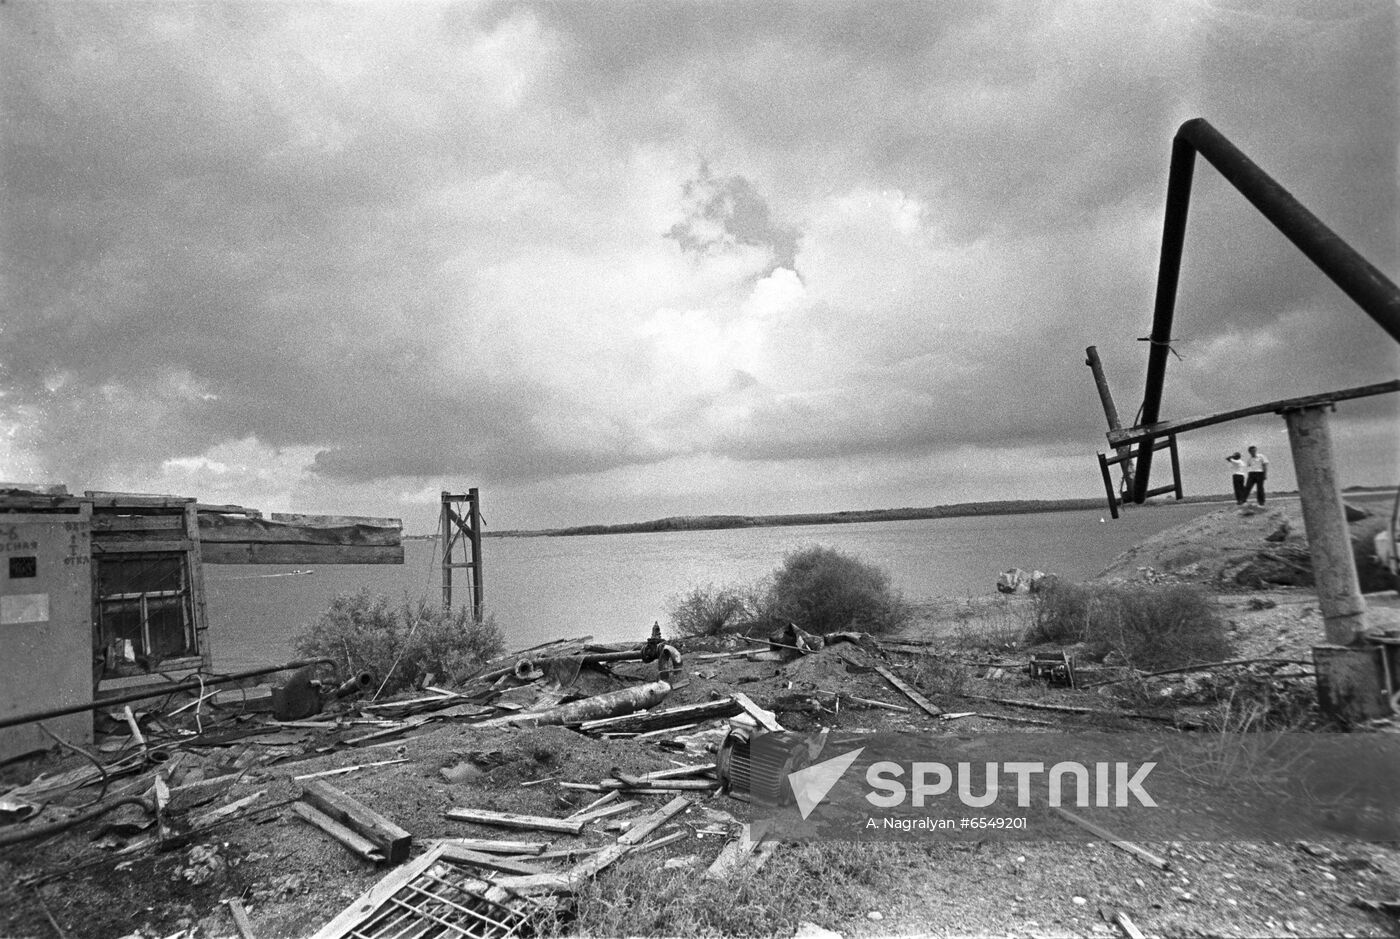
[1133,117,1400,503]
[0,659,335,731]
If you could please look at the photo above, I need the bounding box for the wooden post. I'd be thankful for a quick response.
[1085,346,1135,500]
[467,487,483,622]
[440,491,452,611]
[1282,405,1367,644]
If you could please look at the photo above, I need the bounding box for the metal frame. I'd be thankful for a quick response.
[1129,117,1400,504]
[440,490,484,621]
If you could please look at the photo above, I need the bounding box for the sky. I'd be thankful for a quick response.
[2,0,1398,534]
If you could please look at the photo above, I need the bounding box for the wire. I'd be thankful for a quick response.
[35,723,110,808]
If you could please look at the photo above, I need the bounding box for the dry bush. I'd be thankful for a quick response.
[915,654,968,697]
[948,597,1032,652]
[763,545,910,635]
[292,588,504,695]
[666,583,751,638]
[1029,581,1231,671]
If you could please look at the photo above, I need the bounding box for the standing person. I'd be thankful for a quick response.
[1226,452,1247,505]
[1243,445,1269,505]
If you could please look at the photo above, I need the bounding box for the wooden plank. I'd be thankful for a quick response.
[874,666,943,718]
[84,491,195,506]
[733,692,784,732]
[599,779,718,791]
[227,899,257,939]
[435,844,547,877]
[565,790,619,819]
[444,806,585,836]
[90,514,185,532]
[270,512,403,529]
[429,837,547,856]
[293,759,409,781]
[639,763,716,781]
[705,825,760,880]
[189,791,265,829]
[200,542,404,565]
[195,503,260,517]
[301,779,413,865]
[292,802,386,864]
[1050,806,1170,870]
[198,513,401,544]
[1115,911,1146,939]
[618,796,691,845]
[1107,379,1400,448]
[633,828,688,853]
[568,799,640,823]
[91,539,194,554]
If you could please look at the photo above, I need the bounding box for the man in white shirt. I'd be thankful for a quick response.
[1226,452,1246,504]
[1243,445,1269,505]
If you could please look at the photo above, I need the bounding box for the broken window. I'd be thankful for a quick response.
[94,552,196,675]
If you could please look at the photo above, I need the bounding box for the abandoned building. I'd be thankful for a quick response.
[0,484,403,762]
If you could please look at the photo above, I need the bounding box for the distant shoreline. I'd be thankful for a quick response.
[396,486,1396,540]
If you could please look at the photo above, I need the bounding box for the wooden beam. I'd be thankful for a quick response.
[300,779,413,865]
[618,796,692,845]
[874,666,943,718]
[434,845,547,877]
[269,512,401,528]
[429,837,547,856]
[200,543,404,565]
[733,693,784,732]
[444,806,585,835]
[198,513,402,544]
[90,514,185,532]
[292,802,387,864]
[91,539,194,554]
[1050,806,1170,870]
[1107,379,1400,448]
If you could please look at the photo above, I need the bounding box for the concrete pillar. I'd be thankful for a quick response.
[1283,405,1367,644]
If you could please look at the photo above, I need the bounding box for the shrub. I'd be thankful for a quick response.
[1028,581,1230,670]
[292,588,505,696]
[762,545,910,635]
[666,583,750,638]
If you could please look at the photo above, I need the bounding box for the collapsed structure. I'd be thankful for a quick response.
[0,484,402,761]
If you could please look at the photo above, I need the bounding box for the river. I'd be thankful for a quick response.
[201,500,1245,671]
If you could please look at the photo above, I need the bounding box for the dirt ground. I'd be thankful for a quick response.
[3,504,1400,938]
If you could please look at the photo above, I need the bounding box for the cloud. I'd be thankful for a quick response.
[666,165,799,270]
[1,0,1395,531]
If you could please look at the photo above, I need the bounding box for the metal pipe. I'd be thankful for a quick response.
[1132,117,1400,502]
[0,659,335,731]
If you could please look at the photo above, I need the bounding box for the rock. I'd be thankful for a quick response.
[997,568,1033,594]
[1072,896,1087,906]
[866,911,884,921]
[439,761,483,784]
[793,923,843,939]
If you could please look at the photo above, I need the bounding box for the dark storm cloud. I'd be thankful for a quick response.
[666,165,799,269]
[1,0,1395,527]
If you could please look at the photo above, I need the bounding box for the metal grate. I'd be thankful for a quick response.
[318,848,536,939]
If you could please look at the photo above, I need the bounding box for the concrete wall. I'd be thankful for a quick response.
[0,510,93,762]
